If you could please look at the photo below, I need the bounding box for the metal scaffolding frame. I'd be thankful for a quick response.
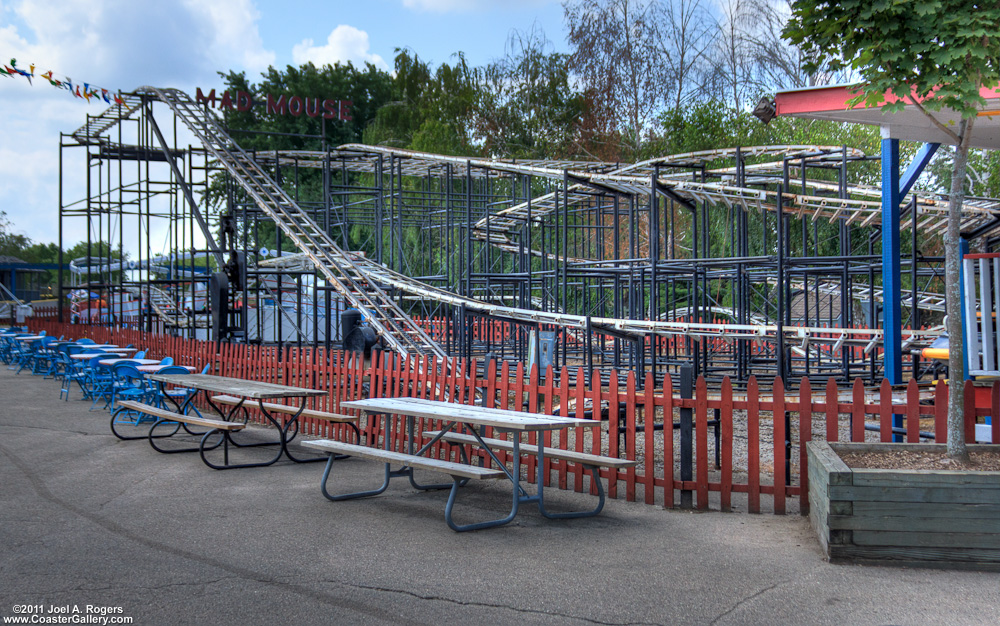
[58,88,1000,387]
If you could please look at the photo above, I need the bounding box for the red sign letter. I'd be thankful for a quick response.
[196,88,216,107]
[322,99,338,119]
[267,94,287,115]
[304,97,321,118]
[237,91,254,112]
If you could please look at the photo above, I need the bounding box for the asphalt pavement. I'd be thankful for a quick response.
[1,364,997,626]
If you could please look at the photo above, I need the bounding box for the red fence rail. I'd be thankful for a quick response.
[27,318,998,515]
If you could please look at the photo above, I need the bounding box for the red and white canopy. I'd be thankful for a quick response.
[775,84,1000,149]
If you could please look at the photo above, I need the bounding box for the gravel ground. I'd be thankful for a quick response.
[839,447,1000,470]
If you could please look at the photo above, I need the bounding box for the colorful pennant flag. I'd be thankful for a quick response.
[1,57,123,104]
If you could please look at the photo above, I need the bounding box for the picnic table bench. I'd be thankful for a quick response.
[143,374,326,469]
[210,394,361,448]
[116,400,249,469]
[423,430,636,469]
[307,397,636,531]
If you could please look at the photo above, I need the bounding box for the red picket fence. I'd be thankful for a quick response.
[27,318,999,515]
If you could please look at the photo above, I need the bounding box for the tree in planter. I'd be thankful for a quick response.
[783,0,1000,461]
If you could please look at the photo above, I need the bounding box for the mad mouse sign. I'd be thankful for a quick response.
[196,88,352,121]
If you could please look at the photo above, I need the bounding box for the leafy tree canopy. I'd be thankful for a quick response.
[784,0,1000,460]
[0,211,32,259]
[784,0,1000,127]
[363,49,478,156]
[475,27,586,159]
[219,61,395,151]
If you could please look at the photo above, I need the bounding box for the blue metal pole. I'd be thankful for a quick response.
[887,141,938,440]
[900,143,939,197]
[882,136,902,386]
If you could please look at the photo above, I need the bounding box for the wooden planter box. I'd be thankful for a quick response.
[807,441,1000,570]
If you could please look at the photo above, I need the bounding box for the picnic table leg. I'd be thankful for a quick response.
[147,419,219,454]
[453,425,530,498]
[198,429,277,470]
[205,395,246,422]
[276,403,361,464]
[198,409,284,469]
[282,422,362,463]
[214,398,278,449]
[318,453,393,501]
[272,404,324,464]
[401,415,453,491]
[159,384,214,437]
[445,441,522,532]
[110,404,178,441]
[535,444,606,520]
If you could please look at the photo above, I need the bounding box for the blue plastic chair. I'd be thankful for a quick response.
[149,365,202,416]
[36,336,60,377]
[16,338,48,375]
[109,365,164,440]
[0,336,13,365]
[83,354,116,410]
[59,352,89,401]
[109,363,150,412]
[52,348,72,386]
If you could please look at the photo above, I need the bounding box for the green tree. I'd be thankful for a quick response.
[213,62,395,252]
[219,62,394,151]
[63,241,124,282]
[364,49,478,156]
[0,211,31,258]
[475,27,585,159]
[784,0,1000,461]
[563,0,667,157]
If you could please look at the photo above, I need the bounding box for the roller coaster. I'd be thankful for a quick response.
[57,87,1000,385]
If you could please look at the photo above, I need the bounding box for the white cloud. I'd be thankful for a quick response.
[8,0,274,90]
[0,87,89,245]
[292,25,388,71]
[0,0,276,247]
[189,0,275,77]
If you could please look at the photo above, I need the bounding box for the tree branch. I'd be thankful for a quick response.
[908,96,962,144]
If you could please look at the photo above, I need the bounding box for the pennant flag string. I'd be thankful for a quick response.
[1,57,124,105]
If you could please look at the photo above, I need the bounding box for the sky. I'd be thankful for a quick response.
[0,0,568,250]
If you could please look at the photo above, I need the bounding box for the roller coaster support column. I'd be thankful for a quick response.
[679,364,693,509]
[883,138,940,388]
[145,103,225,269]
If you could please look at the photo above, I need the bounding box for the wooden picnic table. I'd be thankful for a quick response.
[70,351,131,359]
[98,358,162,367]
[347,396,600,431]
[317,397,629,531]
[53,342,125,349]
[144,373,326,469]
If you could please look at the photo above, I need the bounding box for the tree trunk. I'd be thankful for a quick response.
[945,117,975,462]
